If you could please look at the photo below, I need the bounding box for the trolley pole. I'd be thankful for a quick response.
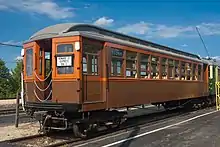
[15,92,20,127]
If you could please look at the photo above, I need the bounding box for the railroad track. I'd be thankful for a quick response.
[45,106,215,147]
[1,131,82,147]
[0,107,23,115]
[0,106,214,147]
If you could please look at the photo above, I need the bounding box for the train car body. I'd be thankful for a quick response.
[21,23,219,137]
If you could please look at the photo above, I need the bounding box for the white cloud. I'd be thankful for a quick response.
[212,56,220,60]
[212,56,220,64]
[84,4,90,9]
[94,17,114,26]
[0,0,74,19]
[117,21,220,38]
[15,56,23,61]
[196,23,220,36]
[181,44,188,47]
[117,21,150,35]
[154,25,194,38]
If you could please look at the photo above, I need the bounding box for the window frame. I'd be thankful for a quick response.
[55,43,75,76]
[140,53,150,78]
[110,48,124,77]
[105,42,203,82]
[82,52,99,75]
[125,51,138,78]
[198,64,203,81]
[168,59,175,79]
[150,55,160,79]
[25,48,34,77]
[161,57,168,79]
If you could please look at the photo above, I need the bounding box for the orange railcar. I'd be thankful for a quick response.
[22,23,211,137]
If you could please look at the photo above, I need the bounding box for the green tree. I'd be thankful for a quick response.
[11,60,22,93]
[0,58,14,98]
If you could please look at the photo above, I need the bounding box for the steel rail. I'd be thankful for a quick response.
[43,105,215,147]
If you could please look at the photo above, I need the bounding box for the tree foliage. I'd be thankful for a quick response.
[0,58,23,99]
[0,58,14,98]
[11,60,22,94]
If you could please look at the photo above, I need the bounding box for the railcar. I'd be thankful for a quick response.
[21,23,219,137]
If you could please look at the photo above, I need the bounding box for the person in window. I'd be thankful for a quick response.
[155,72,160,79]
[162,71,167,79]
[181,68,185,80]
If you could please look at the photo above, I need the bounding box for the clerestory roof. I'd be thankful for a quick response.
[26,23,204,62]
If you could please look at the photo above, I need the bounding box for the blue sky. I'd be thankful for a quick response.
[1,0,220,69]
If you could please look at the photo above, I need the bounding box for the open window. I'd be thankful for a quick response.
[140,54,150,78]
[174,60,180,80]
[150,56,159,79]
[181,62,186,80]
[168,59,174,79]
[126,51,137,78]
[192,64,198,80]
[198,64,202,81]
[161,58,168,79]
[186,63,192,80]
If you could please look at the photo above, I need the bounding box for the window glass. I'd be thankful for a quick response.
[91,56,98,74]
[57,44,73,53]
[198,64,202,80]
[57,55,74,74]
[181,62,186,80]
[168,59,174,79]
[56,43,74,75]
[45,52,51,59]
[150,56,159,79]
[174,60,179,80]
[26,48,33,76]
[192,64,197,80]
[111,59,123,76]
[83,56,87,73]
[186,63,192,80]
[45,52,51,76]
[57,66,74,74]
[140,54,149,78]
[82,43,100,75]
[126,51,137,78]
[111,48,124,76]
[161,58,167,79]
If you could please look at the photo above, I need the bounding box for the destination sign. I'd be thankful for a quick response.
[111,48,123,57]
[57,56,72,67]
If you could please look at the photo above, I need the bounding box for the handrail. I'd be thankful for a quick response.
[34,90,52,102]
[34,80,52,92]
[34,70,52,82]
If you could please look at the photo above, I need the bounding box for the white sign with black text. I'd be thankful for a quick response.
[57,56,72,67]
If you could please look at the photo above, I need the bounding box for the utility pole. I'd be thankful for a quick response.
[195,26,210,59]
[15,92,20,127]
[0,41,23,127]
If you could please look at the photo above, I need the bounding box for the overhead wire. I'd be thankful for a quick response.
[0,42,23,64]
[0,42,22,48]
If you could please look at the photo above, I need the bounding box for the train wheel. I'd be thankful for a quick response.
[73,123,94,139]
